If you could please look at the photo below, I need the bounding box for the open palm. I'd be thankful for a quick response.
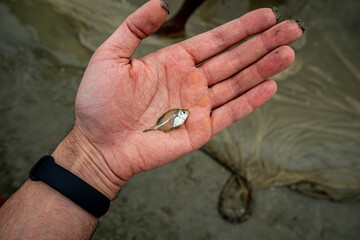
[72,1,303,194]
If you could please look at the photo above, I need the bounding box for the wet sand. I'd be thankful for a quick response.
[0,0,359,239]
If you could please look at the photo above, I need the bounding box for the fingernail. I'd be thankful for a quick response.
[272,7,281,23]
[161,0,170,14]
[295,19,306,33]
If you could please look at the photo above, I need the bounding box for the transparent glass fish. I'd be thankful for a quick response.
[143,109,189,133]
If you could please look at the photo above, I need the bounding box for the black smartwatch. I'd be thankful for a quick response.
[29,155,110,218]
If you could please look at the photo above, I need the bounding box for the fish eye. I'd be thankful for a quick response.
[182,110,186,114]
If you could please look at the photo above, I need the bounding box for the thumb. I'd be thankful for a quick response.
[101,0,169,59]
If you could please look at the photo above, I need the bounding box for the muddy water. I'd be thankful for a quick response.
[0,0,359,239]
[202,0,360,205]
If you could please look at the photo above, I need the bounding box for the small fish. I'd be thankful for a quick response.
[143,109,189,133]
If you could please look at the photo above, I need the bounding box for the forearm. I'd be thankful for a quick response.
[0,127,122,239]
[0,180,97,240]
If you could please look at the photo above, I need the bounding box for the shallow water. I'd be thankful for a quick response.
[203,0,360,203]
[0,0,359,239]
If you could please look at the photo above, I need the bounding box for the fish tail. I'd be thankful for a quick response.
[143,128,154,132]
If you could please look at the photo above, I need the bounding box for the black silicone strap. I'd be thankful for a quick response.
[29,155,110,218]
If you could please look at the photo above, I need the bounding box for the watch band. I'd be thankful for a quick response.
[29,155,110,218]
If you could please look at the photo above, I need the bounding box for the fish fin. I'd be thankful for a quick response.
[159,129,173,133]
[157,109,178,125]
[160,126,180,132]
[156,113,165,125]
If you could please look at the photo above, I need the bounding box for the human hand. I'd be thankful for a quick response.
[53,0,303,199]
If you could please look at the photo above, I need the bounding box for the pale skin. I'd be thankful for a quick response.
[0,0,303,239]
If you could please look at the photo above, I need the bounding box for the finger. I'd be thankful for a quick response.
[100,0,168,59]
[202,20,303,86]
[179,8,277,64]
[209,46,294,109]
[211,79,277,136]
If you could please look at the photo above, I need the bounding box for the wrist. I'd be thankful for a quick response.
[52,126,124,200]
